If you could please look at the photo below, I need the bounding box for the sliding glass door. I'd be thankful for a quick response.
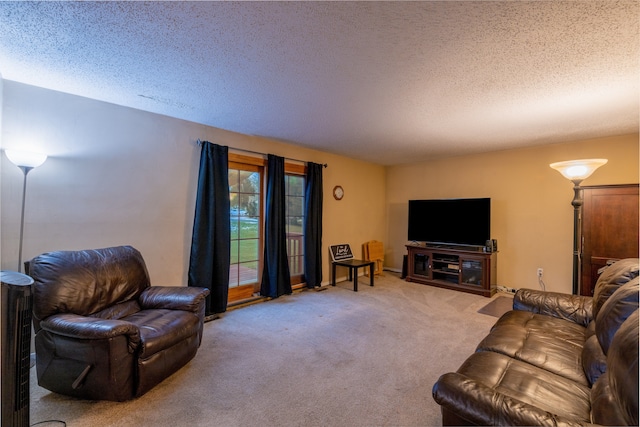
[285,172,305,285]
[228,162,262,302]
[227,156,307,303]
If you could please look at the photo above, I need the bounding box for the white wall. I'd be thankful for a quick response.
[1,81,386,285]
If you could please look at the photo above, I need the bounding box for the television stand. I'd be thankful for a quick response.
[405,245,496,297]
[424,243,485,252]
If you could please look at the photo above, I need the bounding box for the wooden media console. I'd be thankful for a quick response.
[405,245,496,297]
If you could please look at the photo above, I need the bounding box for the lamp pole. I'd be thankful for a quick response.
[4,150,48,273]
[570,179,584,295]
[16,166,34,272]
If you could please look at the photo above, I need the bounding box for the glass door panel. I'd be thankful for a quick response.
[229,167,262,299]
[461,259,483,286]
[413,253,430,278]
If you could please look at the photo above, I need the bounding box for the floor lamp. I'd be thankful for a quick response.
[4,150,48,273]
[549,158,608,295]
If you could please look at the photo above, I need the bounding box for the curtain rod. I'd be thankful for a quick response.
[197,139,327,168]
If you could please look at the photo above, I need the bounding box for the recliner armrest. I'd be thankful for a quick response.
[41,313,140,352]
[138,286,210,312]
[432,372,594,427]
[513,288,592,327]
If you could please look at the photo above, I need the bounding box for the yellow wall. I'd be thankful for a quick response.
[0,81,386,285]
[385,134,639,293]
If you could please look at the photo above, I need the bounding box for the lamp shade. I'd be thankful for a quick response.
[549,159,608,182]
[4,150,47,168]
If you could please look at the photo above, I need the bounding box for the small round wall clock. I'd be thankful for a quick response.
[333,185,344,200]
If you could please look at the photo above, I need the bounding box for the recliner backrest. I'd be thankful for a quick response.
[590,309,639,426]
[592,258,639,319]
[595,277,639,355]
[30,246,150,324]
[606,309,639,425]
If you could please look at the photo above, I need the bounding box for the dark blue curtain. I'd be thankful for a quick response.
[188,141,230,315]
[260,154,292,298]
[304,162,323,288]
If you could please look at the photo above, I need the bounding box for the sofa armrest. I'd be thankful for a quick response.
[139,286,210,312]
[41,313,140,352]
[432,372,595,426]
[513,288,593,327]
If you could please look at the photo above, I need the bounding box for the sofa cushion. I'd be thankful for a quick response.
[585,319,596,338]
[595,278,639,354]
[476,310,588,385]
[582,334,607,386]
[591,371,629,426]
[513,289,592,326]
[123,309,201,359]
[605,309,639,426]
[581,279,639,386]
[592,258,639,320]
[90,299,141,320]
[451,351,591,424]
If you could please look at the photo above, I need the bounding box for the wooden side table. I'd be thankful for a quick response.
[331,259,375,292]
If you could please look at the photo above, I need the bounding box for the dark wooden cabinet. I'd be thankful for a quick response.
[405,245,496,297]
[580,184,639,296]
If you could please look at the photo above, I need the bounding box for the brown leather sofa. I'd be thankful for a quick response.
[28,245,210,401]
[433,258,639,426]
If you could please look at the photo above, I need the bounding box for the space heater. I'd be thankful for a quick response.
[1,270,34,427]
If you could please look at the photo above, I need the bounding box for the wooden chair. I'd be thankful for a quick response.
[364,240,385,277]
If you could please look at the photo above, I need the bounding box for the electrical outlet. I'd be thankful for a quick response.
[537,268,543,277]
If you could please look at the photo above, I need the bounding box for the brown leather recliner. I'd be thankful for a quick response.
[28,245,210,401]
[432,258,639,426]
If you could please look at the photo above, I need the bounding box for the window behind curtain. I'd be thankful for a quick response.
[228,159,262,302]
[285,173,305,285]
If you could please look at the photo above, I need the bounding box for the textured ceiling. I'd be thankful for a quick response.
[1,1,638,165]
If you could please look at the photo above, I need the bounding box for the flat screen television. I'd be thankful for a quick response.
[408,198,491,247]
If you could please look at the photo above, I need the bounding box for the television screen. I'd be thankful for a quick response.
[408,198,491,246]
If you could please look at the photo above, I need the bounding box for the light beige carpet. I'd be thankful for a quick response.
[30,273,504,427]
